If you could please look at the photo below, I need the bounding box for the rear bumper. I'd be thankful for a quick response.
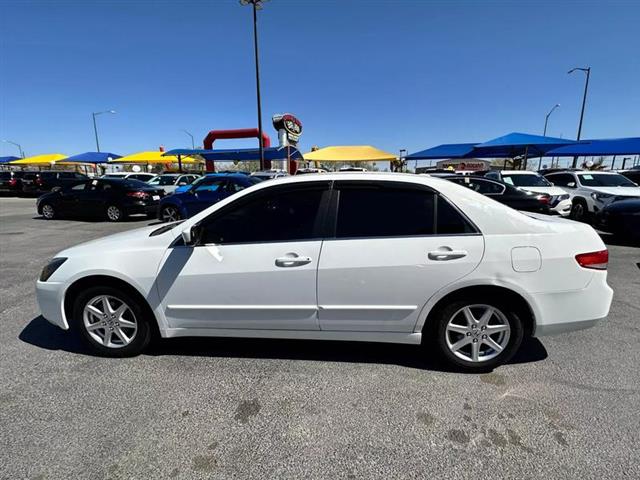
[124,201,160,216]
[36,280,68,330]
[532,273,613,337]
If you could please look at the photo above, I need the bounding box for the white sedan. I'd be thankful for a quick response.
[36,173,613,371]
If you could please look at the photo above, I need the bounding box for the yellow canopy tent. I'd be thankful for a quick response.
[302,145,396,162]
[109,151,203,164]
[9,154,68,165]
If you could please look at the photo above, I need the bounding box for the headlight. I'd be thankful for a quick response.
[40,257,67,281]
[591,192,613,202]
[558,194,570,201]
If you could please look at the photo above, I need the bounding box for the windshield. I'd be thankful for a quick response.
[501,174,551,187]
[152,175,179,186]
[122,179,152,189]
[578,173,636,187]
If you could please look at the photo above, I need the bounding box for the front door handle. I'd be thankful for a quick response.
[275,253,312,268]
[428,248,468,261]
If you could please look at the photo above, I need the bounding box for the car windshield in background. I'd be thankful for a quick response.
[578,173,636,187]
[155,175,179,186]
[502,174,551,187]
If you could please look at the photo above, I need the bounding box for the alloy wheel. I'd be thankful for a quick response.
[42,204,55,219]
[445,304,511,363]
[106,206,122,221]
[162,206,179,222]
[571,203,585,221]
[82,295,138,348]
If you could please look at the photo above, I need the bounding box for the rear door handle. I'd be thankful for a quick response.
[428,249,468,261]
[275,253,312,267]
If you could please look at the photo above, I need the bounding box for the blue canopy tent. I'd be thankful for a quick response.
[406,143,478,160]
[64,152,122,164]
[164,146,303,172]
[0,156,20,164]
[470,132,576,169]
[545,138,640,169]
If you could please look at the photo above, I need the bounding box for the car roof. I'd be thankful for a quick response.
[499,170,541,175]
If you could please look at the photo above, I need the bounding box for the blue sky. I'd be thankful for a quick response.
[1,0,639,162]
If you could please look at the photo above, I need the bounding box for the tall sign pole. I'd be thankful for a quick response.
[568,67,591,168]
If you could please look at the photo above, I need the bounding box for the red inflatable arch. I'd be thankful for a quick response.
[202,128,271,172]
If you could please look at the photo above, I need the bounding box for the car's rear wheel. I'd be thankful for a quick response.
[570,199,588,222]
[105,205,125,222]
[41,203,56,220]
[161,205,181,222]
[72,286,151,357]
[432,299,524,372]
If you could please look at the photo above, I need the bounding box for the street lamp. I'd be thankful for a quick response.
[568,66,591,168]
[399,148,407,172]
[92,110,116,152]
[2,139,24,158]
[181,130,195,149]
[240,0,267,170]
[543,104,560,136]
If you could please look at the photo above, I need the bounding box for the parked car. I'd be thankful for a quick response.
[36,178,166,222]
[0,170,31,195]
[36,173,612,371]
[157,173,260,222]
[250,170,289,181]
[543,170,640,222]
[295,168,328,175]
[102,172,157,182]
[618,169,640,185]
[594,198,640,239]
[146,173,200,194]
[443,175,551,214]
[485,170,571,216]
[21,171,89,194]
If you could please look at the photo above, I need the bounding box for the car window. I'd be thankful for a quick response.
[620,171,640,184]
[577,173,636,187]
[437,196,477,234]
[501,173,551,187]
[450,177,505,195]
[226,180,249,193]
[335,183,436,238]
[195,178,226,192]
[200,184,328,245]
[70,182,88,191]
[122,179,150,189]
[0,172,11,180]
[546,173,573,186]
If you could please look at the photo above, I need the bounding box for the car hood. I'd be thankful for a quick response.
[518,186,566,196]
[604,198,640,212]
[587,186,640,197]
[56,223,178,258]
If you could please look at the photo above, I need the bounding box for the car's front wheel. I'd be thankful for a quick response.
[72,286,152,357]
[432,299,524,372]
[41,203,56,220]
[161,205,181,222]
[570,199,589,222]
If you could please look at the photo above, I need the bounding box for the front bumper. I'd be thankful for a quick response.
[36,280,68,330]
[532,272,613,337]
[550,199,572,217]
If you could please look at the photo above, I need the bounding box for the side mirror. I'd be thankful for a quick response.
[567,182,576,188]
[181,225,202,246]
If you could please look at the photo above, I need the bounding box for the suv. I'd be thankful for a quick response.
[543,170,640,222]
[0,171,32,195]
[21,171,89,195]
[485,170,571,216]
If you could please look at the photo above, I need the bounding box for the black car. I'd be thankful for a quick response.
[21,170,89,194]
[36,178,166,222]
[443,175,551,214]
[619,170,640,185]
[0,171,32,195]
[595,198,640,240]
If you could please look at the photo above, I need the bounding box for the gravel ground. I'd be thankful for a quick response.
[1,196,639,480]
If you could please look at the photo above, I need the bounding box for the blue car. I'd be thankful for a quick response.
[157,173,261,222]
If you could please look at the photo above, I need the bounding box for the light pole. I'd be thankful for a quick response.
[543,103,560,136]
[399,148,407,172]
[240,0,266,170]
[568,67,591,168]
[92,110,116,152]
[2,139,24,158]
[181,129,195,149]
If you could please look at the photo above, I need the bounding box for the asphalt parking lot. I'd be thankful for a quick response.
[1,196,639,479]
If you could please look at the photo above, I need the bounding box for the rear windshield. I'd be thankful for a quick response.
[578,173,636,187]
[501,174,551,187]
[122,179,152,189]
[155,175,179,186]
[0,172,11,179]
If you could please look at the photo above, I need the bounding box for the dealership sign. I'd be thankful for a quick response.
[435,159,491,171]
[272,113,303,146]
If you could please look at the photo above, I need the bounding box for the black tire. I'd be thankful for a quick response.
[105,204,125,222]
[570,199,589,223]
[41,202,56,220]
[160,205,181,223]
[430,297,524,372]
[72,286,152,357]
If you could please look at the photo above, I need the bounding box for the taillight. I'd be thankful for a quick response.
[536,194,551,205]
[575,250,608,270]
[126,191,148,199]
[9,178,17,186]
[35,177,43,185]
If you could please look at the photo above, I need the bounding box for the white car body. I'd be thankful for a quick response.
[544,171,640,215]
[486,170,572,216]
[147,174,200,194]
[37,172,613,359]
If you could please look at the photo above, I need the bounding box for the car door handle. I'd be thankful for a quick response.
[428,249,468,261]
[275,253,312,267]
